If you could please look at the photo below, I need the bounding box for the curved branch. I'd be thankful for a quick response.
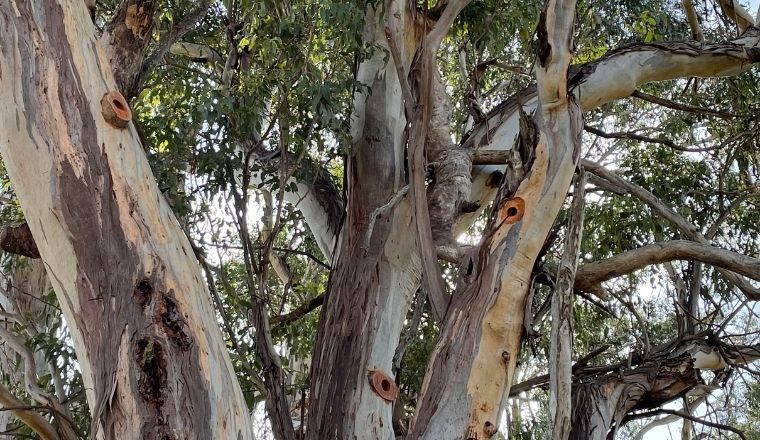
[463,30,760,153]
[583,159,760,299]
[631,90,735,119]
[270,295,324,328]
[457,30,760,235]
[575,240,760,293]
[584,125,681,150]
[626,408,747,440]
[0,326,77,439]
[0,383,59,440]
[632,387,713,440]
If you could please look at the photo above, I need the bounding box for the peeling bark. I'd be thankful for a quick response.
[0,1,251,438]
[410,1,581,436]
[306,4,422,438]
[549,169,585,440]
[410,89,582,440]
[716,0,755,32]
[427,69,476,252]
[405,1,472,325]
[100,0,157,98]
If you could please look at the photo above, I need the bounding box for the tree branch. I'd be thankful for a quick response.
[270,295,324,328]
[0,326,76,439]
[631,90,735,119]
[716,0,755,33]
[0,383,59,440]
[404,0,472,323]
[101,0,212,99]
[584,125,682,150]
[583,159,760,300]
[141,1,213,81]
[252,154,343,261]
[457,30,760,235]
[575,240,760,293]
[682,0,704,41]
[625,408,747,440]
[549,167,584,439]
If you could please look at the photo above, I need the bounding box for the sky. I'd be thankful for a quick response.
[751,0,760,11]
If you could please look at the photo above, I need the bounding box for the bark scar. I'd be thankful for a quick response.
[125,3,154,40]
[135,337,167,405]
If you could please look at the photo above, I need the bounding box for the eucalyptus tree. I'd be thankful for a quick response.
[0,0,759,439]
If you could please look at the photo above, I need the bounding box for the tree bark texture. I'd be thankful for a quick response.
[549,169,585,440]
[100,0,156,99]
[306,4,423,439]
[409,1,581,437]
[0,1,252,438]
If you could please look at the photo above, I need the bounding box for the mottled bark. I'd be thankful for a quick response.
[100,0,157,98]
[405,0,472,324]
[306,4,422,438]
[0,1,251,438]
[409,1,581,437]
[427,68,476,254]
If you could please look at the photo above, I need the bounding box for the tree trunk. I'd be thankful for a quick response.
[549,169,585,440]
[306,3,423,438]
[0,1,251,438]
[409,1,581,438]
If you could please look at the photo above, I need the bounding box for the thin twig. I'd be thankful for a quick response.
[631,91,735,118]
[624,408,747,440]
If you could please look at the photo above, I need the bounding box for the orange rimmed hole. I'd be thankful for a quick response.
[368,369,398,402]
[112,98,126,111]
[101,91,132,128]
[499,197,525,224]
